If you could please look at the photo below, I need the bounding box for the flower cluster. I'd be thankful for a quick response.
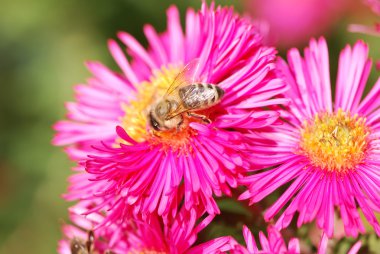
[55,1,379,253]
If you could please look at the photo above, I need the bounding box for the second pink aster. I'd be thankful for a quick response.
[240,37,380,238]
[54,2,286,223]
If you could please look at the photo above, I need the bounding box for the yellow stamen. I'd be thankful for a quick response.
[119,65,196,151]
[299,109,369,173]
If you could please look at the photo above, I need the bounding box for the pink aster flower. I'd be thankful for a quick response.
[228,226,300,254]
[318,233,362,254]
[243,0,349,47]
[240,37,380,238]
[54,2,286,222]
[241,226,300,254]
[192,226,301,254]
[365,0,380,14]
[194,225,360,254]
[348,23,380,37]
[348,0,380,70]
[348,0,380,37]
[58,201,236,254]
[58,201,129,254]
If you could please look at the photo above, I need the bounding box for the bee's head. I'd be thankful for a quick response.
[148,110,162,131]
[155,100,170,116]
[148,100,182,132]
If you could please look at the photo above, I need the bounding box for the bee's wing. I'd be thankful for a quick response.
[165,102,191,120]
[164,58,201,97]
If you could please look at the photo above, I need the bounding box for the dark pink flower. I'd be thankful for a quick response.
[244,0,349,47]
[58,201,129,254]
[318,233,362,254]
[240,37,380,237]
[58,202,235,254]
[365,0,380,15]
[242,226,300,254]
[190,225,300,254]
[54,2,286,223]
[348,23,380,37]
[348,0,380,37]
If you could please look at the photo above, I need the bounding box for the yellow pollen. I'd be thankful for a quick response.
[119,65,196,151]
[299,109,369,173]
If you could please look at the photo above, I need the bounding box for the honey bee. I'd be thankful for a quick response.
[148,59,225,132]
[70,230,115,254]
[70,230,94,254]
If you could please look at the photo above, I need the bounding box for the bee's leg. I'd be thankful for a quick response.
[187,112,211,124]
[176,115,184,132]
[86,230,94,252]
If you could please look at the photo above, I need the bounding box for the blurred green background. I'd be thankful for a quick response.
[0,0,379,253]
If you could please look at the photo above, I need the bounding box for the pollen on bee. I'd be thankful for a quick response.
[148,116,197,154]
[118,65,196,149]
[298,109,369,174]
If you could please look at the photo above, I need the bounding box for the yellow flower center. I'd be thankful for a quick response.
[299,109,369,173]
[119,65,197,152]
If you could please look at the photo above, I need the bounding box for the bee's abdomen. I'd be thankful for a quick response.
[179,83,225,110]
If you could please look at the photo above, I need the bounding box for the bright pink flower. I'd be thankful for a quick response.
[243,0,348,47]
[348,0,380,37]
[318,233,362,254]
[188,225,300,254]
[194,225,362,254]
[58,201,130,254]
[54,2,286,222]
[348,0,380,71]
[366,0,380,15]
[58,202,235,254]
[229,226,300,254]
[240,37,380,237]
[348,23,380,37]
